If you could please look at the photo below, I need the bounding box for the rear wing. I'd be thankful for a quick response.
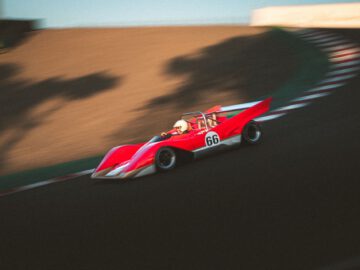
[203,100,267,115]
[220,100,264,113]
[212,97,272,135]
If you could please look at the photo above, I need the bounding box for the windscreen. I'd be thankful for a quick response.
[148,135,165,143]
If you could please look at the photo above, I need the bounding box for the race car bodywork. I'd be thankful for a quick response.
[91,97,272,179]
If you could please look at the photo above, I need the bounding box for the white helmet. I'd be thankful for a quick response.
[173,119,188,133]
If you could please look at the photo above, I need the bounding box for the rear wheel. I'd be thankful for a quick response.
[155,147,177,171]
[242,121,262,144]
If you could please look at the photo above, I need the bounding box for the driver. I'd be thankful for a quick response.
[161,119,189,138]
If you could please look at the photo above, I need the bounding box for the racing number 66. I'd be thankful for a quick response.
[205,132,220,147]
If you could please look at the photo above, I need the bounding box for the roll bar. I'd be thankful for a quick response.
[181,111,209,131]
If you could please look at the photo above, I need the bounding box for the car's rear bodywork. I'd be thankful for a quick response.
[91,97,272,179]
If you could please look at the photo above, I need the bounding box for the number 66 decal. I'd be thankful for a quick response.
[205,131,220,147]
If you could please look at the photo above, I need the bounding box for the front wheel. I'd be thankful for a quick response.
[155,147,177,171]
[242,121,262,145]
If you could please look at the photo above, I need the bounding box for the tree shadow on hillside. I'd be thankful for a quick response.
[0,20,38,52]
[111,29,297,144]
[0,63,121,174]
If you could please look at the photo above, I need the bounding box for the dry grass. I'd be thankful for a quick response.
[0,26,296,174]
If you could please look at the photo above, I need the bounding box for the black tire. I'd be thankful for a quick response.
[242,121,262,145]
[155,147,177,171]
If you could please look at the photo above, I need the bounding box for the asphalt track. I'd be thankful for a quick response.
[1,30,360,270]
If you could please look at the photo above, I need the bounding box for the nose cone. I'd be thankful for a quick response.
[91,168,112,179]
[91,163,130,179]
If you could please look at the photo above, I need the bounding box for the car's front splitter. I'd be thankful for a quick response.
[91,164,156,179]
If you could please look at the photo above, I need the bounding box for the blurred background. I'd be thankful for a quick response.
[1,0,359,27]
[1,2,360,270]
[0,0,359,176]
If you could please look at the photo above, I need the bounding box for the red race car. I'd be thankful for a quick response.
[91,97,272,179]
